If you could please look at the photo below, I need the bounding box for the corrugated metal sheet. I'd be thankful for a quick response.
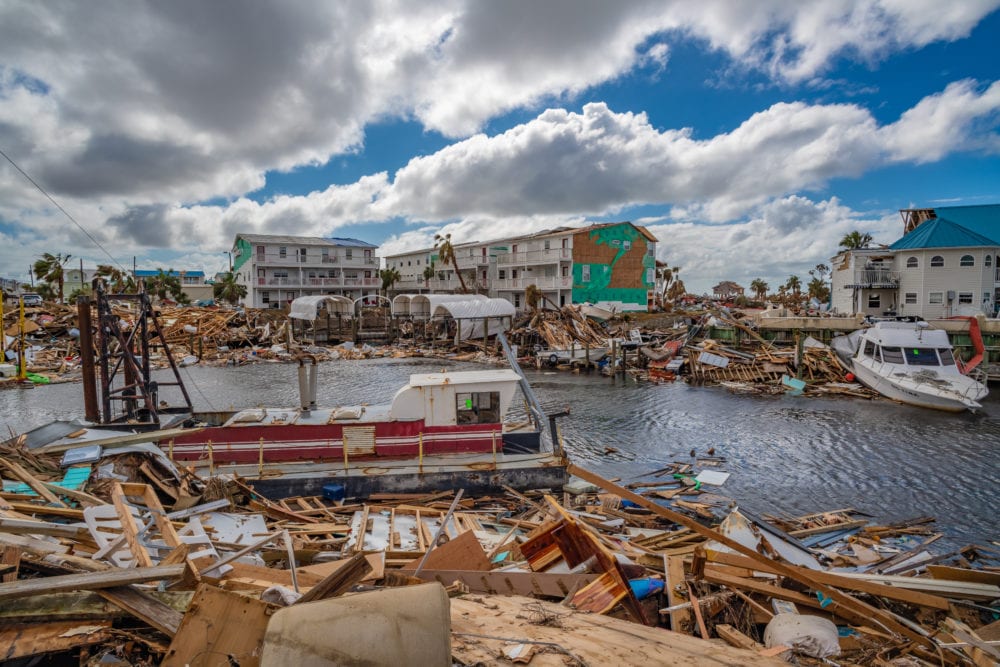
[343,425,376,456]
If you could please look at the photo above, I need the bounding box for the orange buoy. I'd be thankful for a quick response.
[845,372,855,382]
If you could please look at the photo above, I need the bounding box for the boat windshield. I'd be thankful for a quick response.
[904,347,940,366]
[938,348,956,366]
[880,346,905,364]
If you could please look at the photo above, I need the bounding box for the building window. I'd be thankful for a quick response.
[867,293,880,308]
[262,291,270,304]
[498,269,506,279]
[511,270,518,279]
[904,292,917,305]
[960,254,974,267]
[930,255,944,267]
[581,265,590,283]
[623,240,631,251]
[544,240,550,250]
[958,292,973,304]
[906,257,918,268]
[987,255,993,267]
[561,266,568,277]
[346,249,353,260]
[279,246,287,258]
[646,268,654,284]
[929,292,943,304]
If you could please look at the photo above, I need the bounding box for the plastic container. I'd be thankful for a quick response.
[322,483,346,502]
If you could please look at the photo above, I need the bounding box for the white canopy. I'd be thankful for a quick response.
[288,295,355,321]
[392,293,488,319]
[430,298,515,339]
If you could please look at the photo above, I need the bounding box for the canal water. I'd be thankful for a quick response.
[2,357,997,551]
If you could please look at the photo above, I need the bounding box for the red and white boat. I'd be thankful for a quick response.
[169,368,539,465]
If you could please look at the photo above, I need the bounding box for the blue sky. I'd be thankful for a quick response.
[1,1,999,293]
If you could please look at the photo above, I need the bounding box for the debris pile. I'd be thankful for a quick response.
[1,436,996,666]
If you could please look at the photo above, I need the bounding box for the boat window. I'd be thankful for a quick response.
[881,346,905,364]
[905,348,940,366]
[863,340,876,358]
[938,349,956,366]
[456,391,500,424]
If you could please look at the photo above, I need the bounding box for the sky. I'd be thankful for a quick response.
[1,0,999,295]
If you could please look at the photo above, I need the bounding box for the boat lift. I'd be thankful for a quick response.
[78,281,193,429]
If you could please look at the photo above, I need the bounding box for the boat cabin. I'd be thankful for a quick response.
[857,323,956,368]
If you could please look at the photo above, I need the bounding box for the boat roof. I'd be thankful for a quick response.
[863,322,949,346]
[408,370,521,387]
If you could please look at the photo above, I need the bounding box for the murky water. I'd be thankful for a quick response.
[2,358,997,550]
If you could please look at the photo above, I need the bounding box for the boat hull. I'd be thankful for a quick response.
[851,361,984,412]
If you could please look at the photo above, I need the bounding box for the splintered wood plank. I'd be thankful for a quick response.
[2,546,20,583]
[161,585,275,667]
[402,530,492,572]
[0,457,67,507]
[0,564,186,601]
[0,621,114,661]
[96,585,185,637]
[450,594,787,667]
[110,482,153,568]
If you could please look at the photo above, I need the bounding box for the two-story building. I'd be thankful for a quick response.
[831,205,1000,318]
[384,222,657,313]
[134,269,214,304]
[232,234,380,309]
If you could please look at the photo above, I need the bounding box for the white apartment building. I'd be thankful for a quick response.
[232,234,380,309]
[385,222,657,313]
[831,212,1000,319]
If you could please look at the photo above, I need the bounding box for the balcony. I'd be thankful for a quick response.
[494,276,571,291]
[845,269,899,289]
[252,252,379,266]
[496,248,571,265]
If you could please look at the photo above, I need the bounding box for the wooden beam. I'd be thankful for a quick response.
[0,457,67,507]
[0,621,113,660]
[706,550,952,610]
[96,585,185,636]
[412,569,598,598]
[565,464,941,651]
[296,552,372,604]
[0,563,186,601]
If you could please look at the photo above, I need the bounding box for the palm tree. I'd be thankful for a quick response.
[525,284,542,312]
[807,277,830,302]
[839,231,873,250]
[144,268,190,305]
[379,267,401,295]
[95,264,136,293]
[33,252,72,302]
[422,262,436,289]
[749,278,769,301]
[433,233,467,293]
[213,271,247,305]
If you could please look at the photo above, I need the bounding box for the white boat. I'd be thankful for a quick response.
[579,303,616,322]
[831,320,988,412]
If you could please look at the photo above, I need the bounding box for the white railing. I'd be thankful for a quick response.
[252,252,379,266]
[496,247,571,265]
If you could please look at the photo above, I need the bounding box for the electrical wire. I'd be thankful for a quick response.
[0,145,129,274]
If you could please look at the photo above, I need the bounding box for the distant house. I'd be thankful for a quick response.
[231,234,380,309]
[831,204,1000,318]
[712,281,744,300]
[134,269,213,304]
[384,221,658,313]
[63,268,99,295]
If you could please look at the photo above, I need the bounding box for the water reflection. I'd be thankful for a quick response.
[1,358,997,550]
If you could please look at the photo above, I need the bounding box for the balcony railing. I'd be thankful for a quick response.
[253,252,379,266]
[496,248,571,265]
[494,276,571,290]
[845,270,899,289]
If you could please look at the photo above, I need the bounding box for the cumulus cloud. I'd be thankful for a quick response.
[1,1,998,284]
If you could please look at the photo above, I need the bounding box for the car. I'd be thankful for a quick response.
[19,293,42,307]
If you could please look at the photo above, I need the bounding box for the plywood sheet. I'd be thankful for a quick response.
[162,585,276,667]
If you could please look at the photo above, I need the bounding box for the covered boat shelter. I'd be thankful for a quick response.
[289,295,355,344]
[392,293,488,320]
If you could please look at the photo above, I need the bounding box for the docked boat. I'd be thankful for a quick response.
[831,320,988,412]
[13,287,568,498]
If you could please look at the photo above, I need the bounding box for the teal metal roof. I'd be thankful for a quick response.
[931,204,1000,239]
[890,217,1000,250]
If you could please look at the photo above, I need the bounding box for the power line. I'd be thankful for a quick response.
[0,146,129,274]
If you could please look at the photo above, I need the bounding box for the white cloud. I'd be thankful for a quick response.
[1,1,998,284]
